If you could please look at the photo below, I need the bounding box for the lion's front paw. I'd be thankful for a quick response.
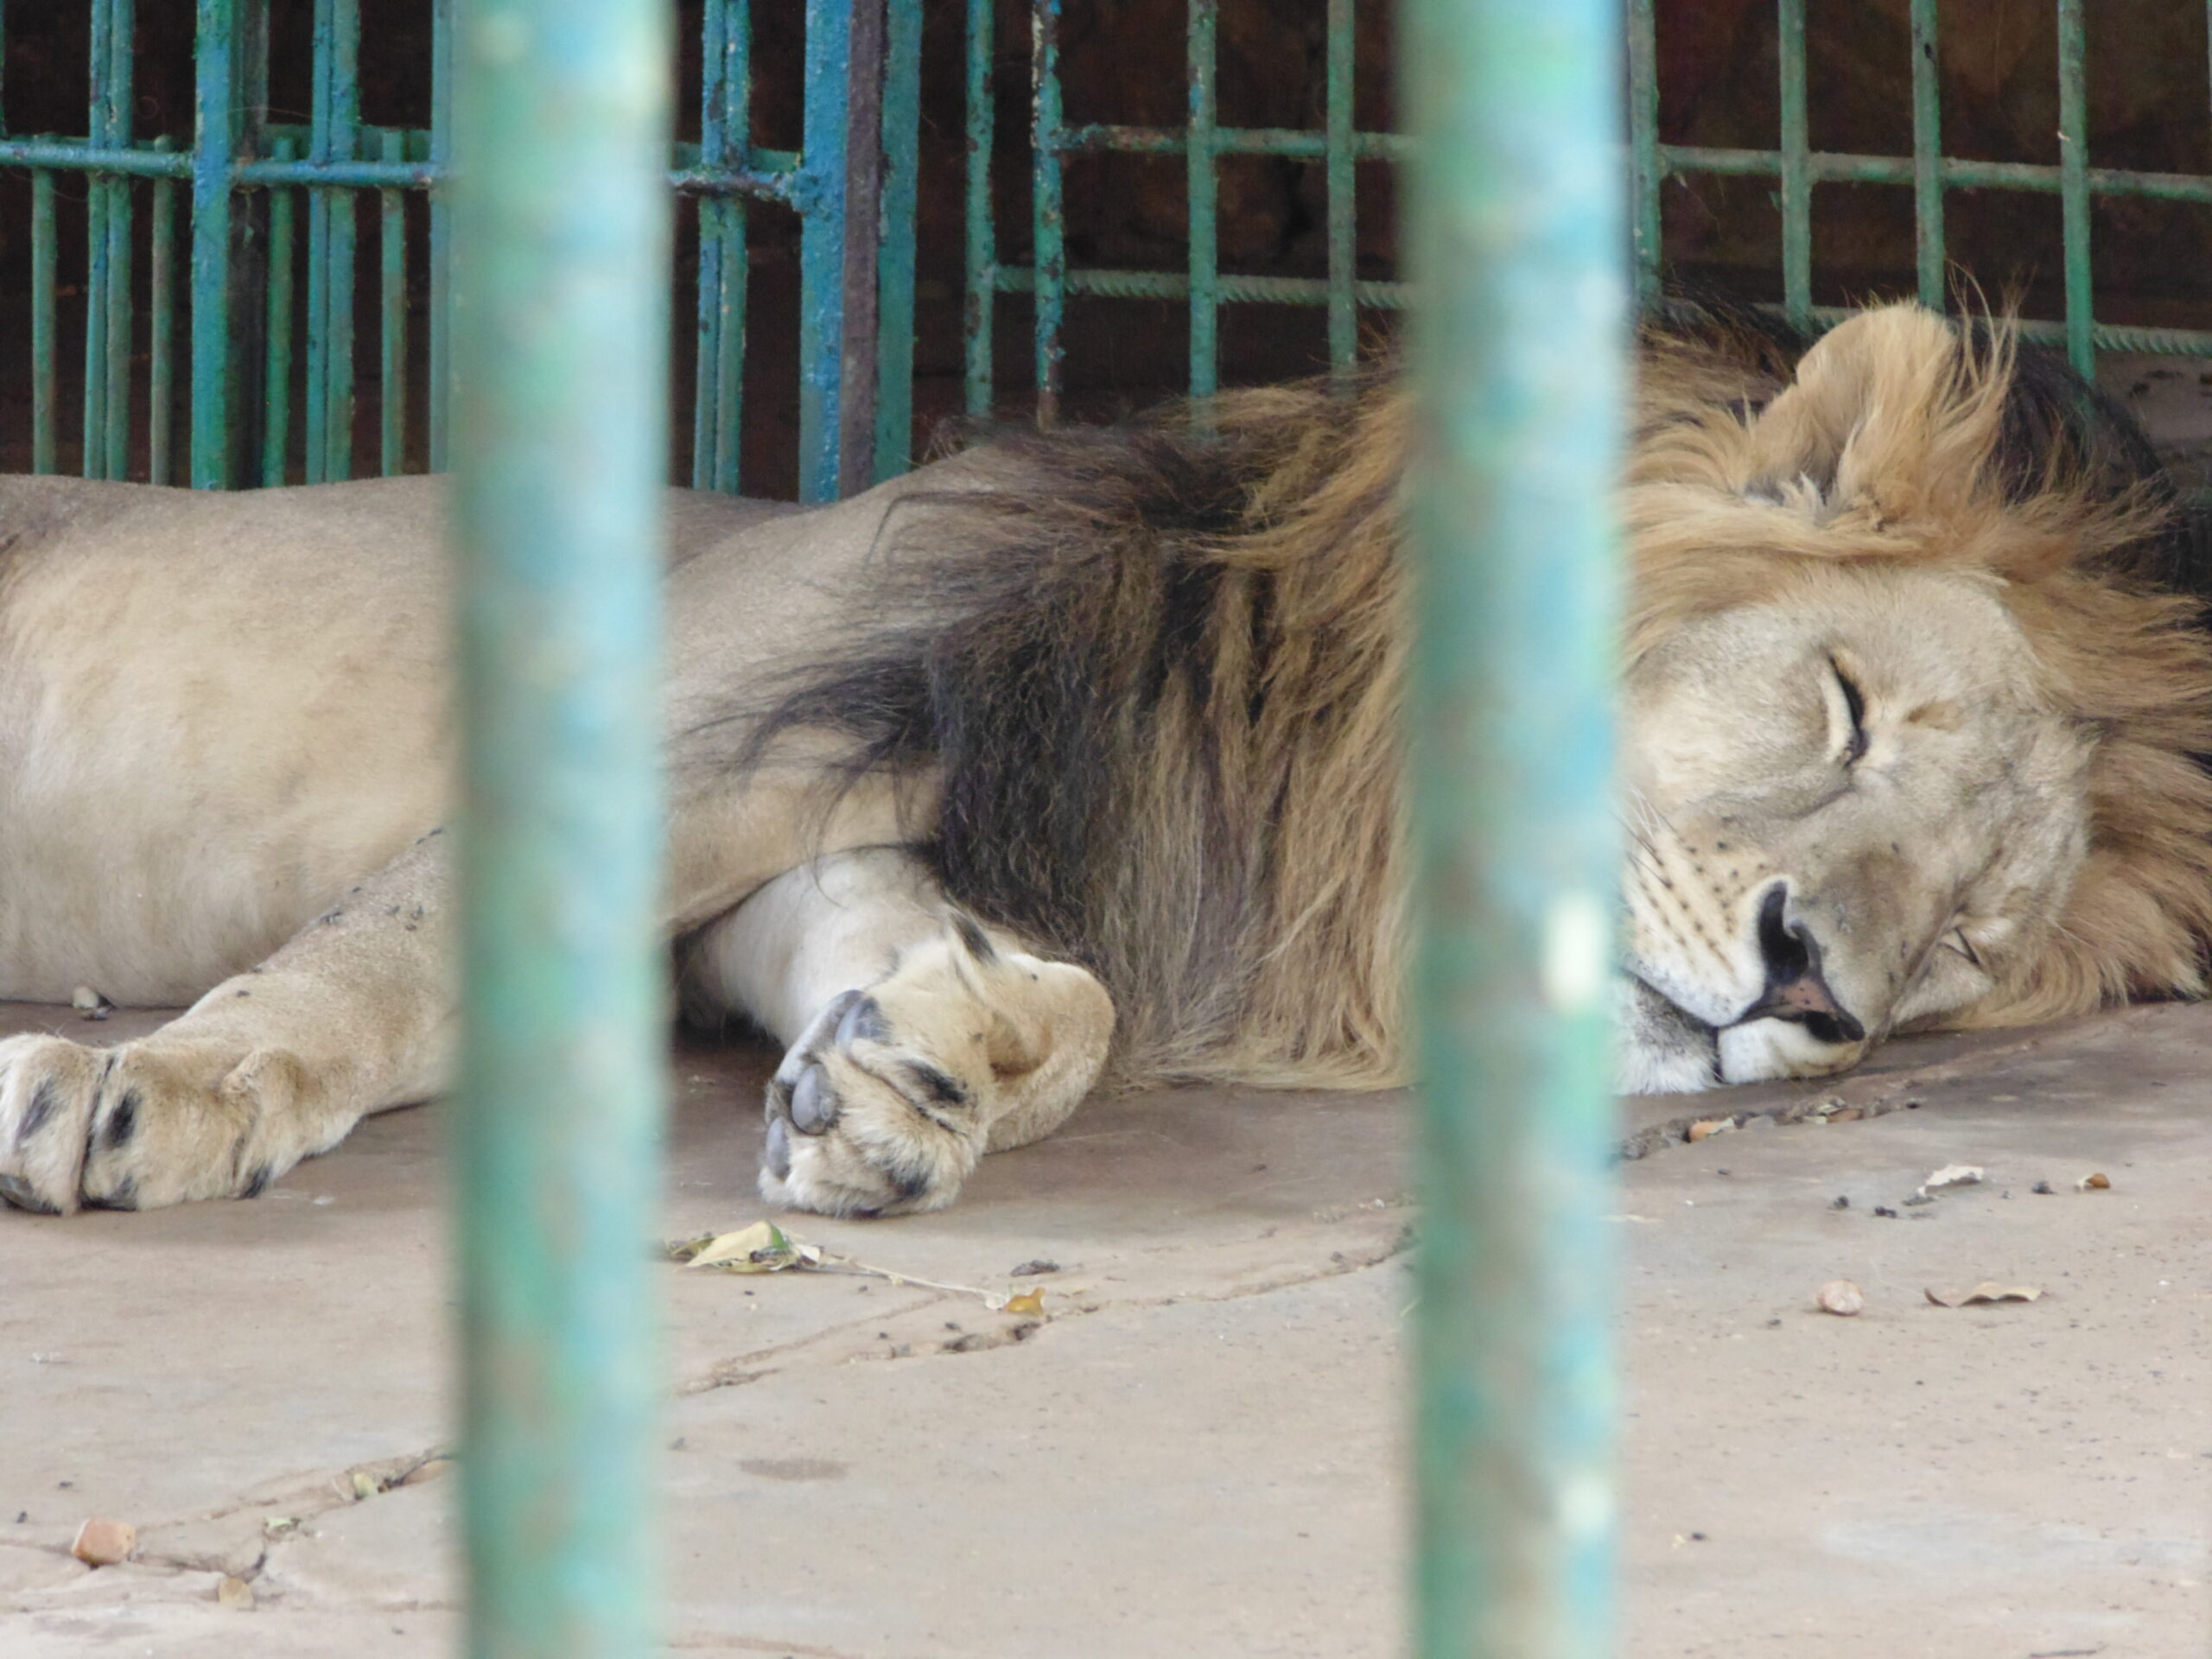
[0,1033,312,1214]
[759,986,988,1219]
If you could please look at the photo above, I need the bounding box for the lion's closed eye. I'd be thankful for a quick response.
[1826,657,1869,767]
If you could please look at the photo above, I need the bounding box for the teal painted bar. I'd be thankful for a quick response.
[874,0,921,483]
[428,0,453,473]
[379,125,407,477]
[31,166,55,474]
[324,0,361,481]
[264,136,297,486]
[1909,0,1944,308]
[1777,0,1811,328]
[189,0,236,489]
[1031,0,1065,423]
[1325,0,1356,378]
[101,0,136,483]
[1185,0,1218,401]
[963,0,995,416]
[1402,0,1622,1651]
[84,0,113,480]
[149,137,177,485]
[995,262,1409,308]
[1058,122,1412,161]
[2056,0,2093,377]
[303,0,332,481]
[450,0,671,1651]
[1625,0,1661,305]
[796,0,852,503]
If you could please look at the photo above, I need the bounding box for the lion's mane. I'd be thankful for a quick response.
[724,306,2212,1088]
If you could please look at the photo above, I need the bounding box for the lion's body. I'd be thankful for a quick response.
[2,302,2209,1217]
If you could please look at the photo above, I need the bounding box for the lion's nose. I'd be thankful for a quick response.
[1735,883,1866,1045]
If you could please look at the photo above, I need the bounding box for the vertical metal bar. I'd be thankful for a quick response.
[325,0,361,480]
[963,0,995,417]
[1031,0,1065,423]
[1401,0,1622,1653]
[798,0,853,504]
[32,168,57,476]
[191,0,238,490]
[428,0,454,473]
[838,0,887,498]
[1185,0,1218,401]
[450,0,671,1648]
[306,0,333,480]
[1625,0,1661,308]
[690,0,728,490]
[1325,0,1357,378]
[102,0,137,483]
[2056,0,2093,377]
[1909,0,1945,309]
[1777,0,1811,328]
[264,137,297,486]
[380,127,408,476]
[873,0,921,482]
[715,2,751,493]
[150,138,178,486]
[85,0,113,480]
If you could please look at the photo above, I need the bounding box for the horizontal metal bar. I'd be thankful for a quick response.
[0,139,805,201]
[1060,121,1412,162]
[995,263,1409,308]
[1658,143,2212,204]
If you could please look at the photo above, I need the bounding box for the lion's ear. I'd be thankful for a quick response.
[1739,304,2006,526]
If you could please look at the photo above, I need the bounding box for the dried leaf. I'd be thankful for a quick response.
[1924,1281,2044,1307]
[1815,1280,1866,1316]
[348,1470,381,1501]
[1001,1289,1046,1317]
[1916,1164,1985,1197]
[1685,1118,1733,1144]
[685,1221,800,1273]
[216,1575,255,1611]
[2076,1173,2111,1192]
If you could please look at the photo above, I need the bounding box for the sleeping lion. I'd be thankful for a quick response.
[1,303,2208,1217]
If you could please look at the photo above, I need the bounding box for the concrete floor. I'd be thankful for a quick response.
[1,999,2206,1656]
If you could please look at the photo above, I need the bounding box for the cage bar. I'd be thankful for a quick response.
[1325,0,1357,377]
[31,167,55,474]
[1909,0,1944,308]
[964,0,996,416]
[428,0,454,473]
[1402,0,1622,1652]
[378,126,407,477]
[1777,0,1811,328]
[449,0,671,1648]
[264,136,296,486]
[1185,0,1219,401]
[150,137,177,484]
[874,0,921,481]
[797,0,853,501]
[1625,0,1660,305]
[1031,0,1065,423]
[2056,0,2094,376]
[189,0,236,489]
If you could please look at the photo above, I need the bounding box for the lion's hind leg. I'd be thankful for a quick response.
[682,848,1114,1217]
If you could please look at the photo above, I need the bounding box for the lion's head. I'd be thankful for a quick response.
[1616,304,2212,1091]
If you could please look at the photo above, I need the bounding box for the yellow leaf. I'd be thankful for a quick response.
[686,1221,801,1272]
[1001,1289,1046,1317]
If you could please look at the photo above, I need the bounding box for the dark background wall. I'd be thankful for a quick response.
[1,2,2207,491]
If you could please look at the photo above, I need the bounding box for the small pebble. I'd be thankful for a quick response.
[1816,1280,1866,1316]
[70,1517,136,1566]
[2031,1181,2054,1195]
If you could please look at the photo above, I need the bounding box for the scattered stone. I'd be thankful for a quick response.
[2076,1173,2111,1192]
[1009,1258,1061,1277]
[1816,1280,1866,1316]
[70,1517,135,1566]
[1917,1164,1985,1197]
[1872,1205,1899,1219]
[2031,1181,2055,1195]
[1829,1195,1850,1211]
[1901,1193,1935,1208]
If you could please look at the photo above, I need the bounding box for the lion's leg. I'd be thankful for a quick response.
[0,832,454,1213]
[681,847,1116,1217]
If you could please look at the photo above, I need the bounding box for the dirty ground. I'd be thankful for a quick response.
[1,996,2206,1657]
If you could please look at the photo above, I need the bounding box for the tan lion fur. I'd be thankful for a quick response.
[797,302,2212,1095]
